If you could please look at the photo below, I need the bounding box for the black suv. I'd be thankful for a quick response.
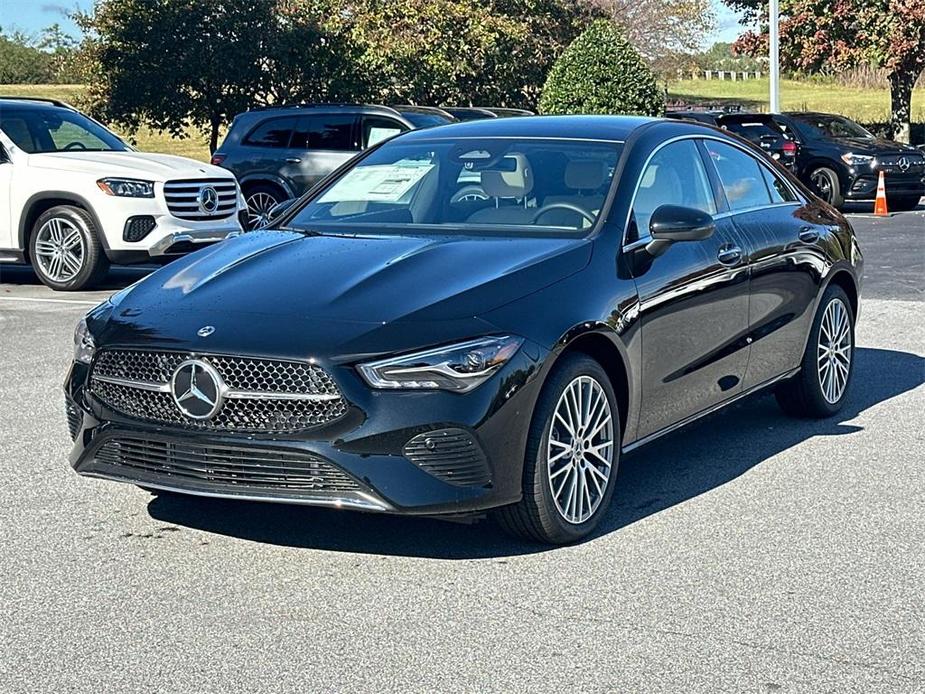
[665,110,798,171]
[213,104,454,228]
[771,112,925,210]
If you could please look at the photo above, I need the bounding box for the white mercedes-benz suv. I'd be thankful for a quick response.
[0,97,245,290]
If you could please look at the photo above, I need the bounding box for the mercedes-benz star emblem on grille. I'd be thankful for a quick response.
[897,156,910,172]
[198,186,220,214]
[197,325,215,337]
[170,359,224,419]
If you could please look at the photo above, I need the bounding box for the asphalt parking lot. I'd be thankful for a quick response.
[1,204,923,693]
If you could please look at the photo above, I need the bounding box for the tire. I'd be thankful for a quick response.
[775,284,855,418]
[29,205,108,291]
[888,194,921,212]
[495,354,621,544]
[809,167,845,209]
[243,183,284,229]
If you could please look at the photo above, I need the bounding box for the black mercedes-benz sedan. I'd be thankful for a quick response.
[65,116,863,544]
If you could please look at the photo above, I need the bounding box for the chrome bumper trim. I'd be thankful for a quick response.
[148,229,242,256]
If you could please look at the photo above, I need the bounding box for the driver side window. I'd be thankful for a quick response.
[630,140,715,243]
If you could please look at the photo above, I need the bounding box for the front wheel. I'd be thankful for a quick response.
[776,284,855,418]
[809,167,845,209]
[30,206,109,291]
[495,354,620,544]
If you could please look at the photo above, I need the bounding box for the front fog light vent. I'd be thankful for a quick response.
[403,428,491,487]
[123,216,156,242]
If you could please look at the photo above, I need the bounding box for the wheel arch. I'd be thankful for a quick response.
[238,175,295,200]
[18,192,107,260]
[824,267,859,319]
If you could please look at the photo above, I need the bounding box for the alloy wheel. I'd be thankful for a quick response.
[246,192,280,229]
[547,375,615,524]
[817,298,852,403]
[34,217,86,283]
[810,170,834,204]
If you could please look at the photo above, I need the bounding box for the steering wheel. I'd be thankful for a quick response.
[63,142,88,151]
[531,202,595,226]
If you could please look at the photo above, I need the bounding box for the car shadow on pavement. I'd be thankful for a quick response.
[0,264,155,290]
[147,347,924,559]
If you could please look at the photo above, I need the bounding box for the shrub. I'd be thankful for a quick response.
[539,20,664,116]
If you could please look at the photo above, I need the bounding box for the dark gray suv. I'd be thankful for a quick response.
[212,104,455,227]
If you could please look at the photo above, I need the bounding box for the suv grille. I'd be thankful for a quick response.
[96,437,360,494]
[89,350,348,433]
[164,178,238,221]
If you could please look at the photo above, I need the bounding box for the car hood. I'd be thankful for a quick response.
[27,151,230,181]
[830,137,923,155]
[96,229,591,358]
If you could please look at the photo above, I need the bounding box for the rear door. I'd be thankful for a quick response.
[628,138,752,439]
[288,114,359,193]
[702,138,826,389]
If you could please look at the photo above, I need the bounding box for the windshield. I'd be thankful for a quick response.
[793,115,873,140]
[0,107,128,153]
[287,137,623,237]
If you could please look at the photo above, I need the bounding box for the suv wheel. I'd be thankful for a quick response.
[30,206,109,291]
[495,354,620,544]
[244,184,283,229]
[809,167,845,208]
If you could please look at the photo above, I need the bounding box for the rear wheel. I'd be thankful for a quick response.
[495,354,620,544]
[30,206,108,291]
[888,194,921,212]
[243,184,284,229]
[809,167,844,208]
[776,284,855,418]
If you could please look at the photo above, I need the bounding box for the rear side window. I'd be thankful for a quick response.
[244,117,297,148]
[631,139,716,241]
[291,115,357,151]
[761,166,798,203]
[703,140,772,211]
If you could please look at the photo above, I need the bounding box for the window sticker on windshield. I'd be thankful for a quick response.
[318,163,434,203]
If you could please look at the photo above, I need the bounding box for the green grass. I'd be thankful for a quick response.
[668,77,925,123]
[0,84,212,161]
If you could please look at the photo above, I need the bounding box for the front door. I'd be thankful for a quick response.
[628,138,752,438]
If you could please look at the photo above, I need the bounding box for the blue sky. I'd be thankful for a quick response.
[3,0,748,45]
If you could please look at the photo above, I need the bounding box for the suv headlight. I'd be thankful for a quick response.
[97,177,155,198]
[840,153,874,167]
[358,336,524,392]
[74,316,96,364]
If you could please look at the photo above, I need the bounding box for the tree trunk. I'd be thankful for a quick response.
[209,113,221,155]
[888,69,915,144]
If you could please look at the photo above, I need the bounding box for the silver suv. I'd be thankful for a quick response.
[212,104,456,228]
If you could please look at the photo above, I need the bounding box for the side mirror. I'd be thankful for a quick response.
[646,205,715,257]
[264,198,296,227]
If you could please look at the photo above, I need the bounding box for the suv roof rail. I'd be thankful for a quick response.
[250,102,401,116]
[0,95,74,109]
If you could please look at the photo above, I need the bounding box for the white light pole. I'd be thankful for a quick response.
[769,0,780,112]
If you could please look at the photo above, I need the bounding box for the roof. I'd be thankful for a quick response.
[398,114,655,142]
[0,96,72,110]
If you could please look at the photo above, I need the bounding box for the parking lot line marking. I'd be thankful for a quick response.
[0,296,99,306]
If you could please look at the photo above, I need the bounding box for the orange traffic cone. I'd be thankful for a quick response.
[874,170,889,216]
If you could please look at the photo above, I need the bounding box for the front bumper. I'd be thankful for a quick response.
[64,345,546,516]
[147,228,245,257]
[844,171,925,200]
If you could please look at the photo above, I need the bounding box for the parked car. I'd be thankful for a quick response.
[213,104,454,228]
[442,106,499,122]
[770,112,925,210]
[0,97,245,290]
[67,116,862,544]
[391,105,458,128]
[486,108,535,118]
[666,110,798,170]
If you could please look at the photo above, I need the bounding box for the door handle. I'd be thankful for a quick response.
[285,157,302,164]
[799,226,819,243]
[717,245,743,266]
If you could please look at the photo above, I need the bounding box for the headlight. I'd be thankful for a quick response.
[74,316,96,364]
[97,177,155,198]
[840,153,874,167]
[358,336,524,392]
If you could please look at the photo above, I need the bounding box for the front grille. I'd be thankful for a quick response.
[164,178,238,221]
[89,350,348,433]
[95,437,360,494]
[403,428,491,487]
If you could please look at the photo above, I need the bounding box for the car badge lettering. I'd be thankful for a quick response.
[198,186,219,214]
[170,359,223,420]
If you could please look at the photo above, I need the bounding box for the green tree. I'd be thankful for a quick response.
[75,0,361,153]
[725,0,925,142]
[539,20,664,116]
[0,27,55,83]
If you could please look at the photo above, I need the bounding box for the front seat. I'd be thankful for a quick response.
[541,159,608,227]
[466,154,535,225]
